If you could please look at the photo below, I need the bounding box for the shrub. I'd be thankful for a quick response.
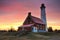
[48,27,53,32]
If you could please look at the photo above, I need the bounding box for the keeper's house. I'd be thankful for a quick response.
[18,4,47,32]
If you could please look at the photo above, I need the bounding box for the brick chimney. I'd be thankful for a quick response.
[28,12,31,16]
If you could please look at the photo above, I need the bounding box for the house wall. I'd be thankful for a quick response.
[32,26,38,32]
[24,27,32,32]
[38,24,46,32]
[32,24,46,32]
[18,24,46,32]
[32,24,40,32]
[18,26,32,32]
[18,27,22,31]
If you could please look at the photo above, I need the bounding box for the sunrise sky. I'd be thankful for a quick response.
[0,0,60,30]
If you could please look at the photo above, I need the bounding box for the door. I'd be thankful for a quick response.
[32,27,38,32]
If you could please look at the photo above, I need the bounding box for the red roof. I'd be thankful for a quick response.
[20,24,34,27]
[31,16,44,24]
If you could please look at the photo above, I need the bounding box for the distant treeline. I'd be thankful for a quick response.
[48,27,60,33]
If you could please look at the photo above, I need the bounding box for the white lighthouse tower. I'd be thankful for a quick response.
[40,4,47,32]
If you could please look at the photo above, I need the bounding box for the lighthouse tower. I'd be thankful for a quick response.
[40,4,47,32]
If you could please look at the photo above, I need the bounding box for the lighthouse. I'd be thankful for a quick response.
[40,4,47,32]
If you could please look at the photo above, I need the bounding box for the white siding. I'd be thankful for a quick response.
[32,27,38,32]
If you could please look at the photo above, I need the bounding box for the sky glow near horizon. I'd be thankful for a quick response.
[0,0,60,30]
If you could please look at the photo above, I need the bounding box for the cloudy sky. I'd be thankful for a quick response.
[0,0,60,30]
